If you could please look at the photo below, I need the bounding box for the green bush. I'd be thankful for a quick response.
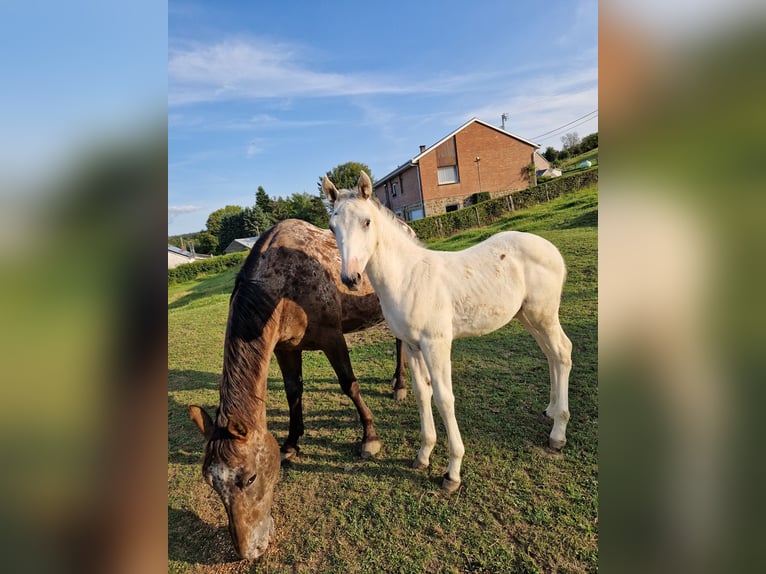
[168,251,248,285]
[410,168,598,241]
[471,191,491,204]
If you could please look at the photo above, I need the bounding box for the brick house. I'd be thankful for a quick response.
[373,118,540,220]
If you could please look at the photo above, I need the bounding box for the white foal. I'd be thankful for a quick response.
[323,172,572,492]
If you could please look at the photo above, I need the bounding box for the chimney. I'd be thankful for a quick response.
[419,145,426,153]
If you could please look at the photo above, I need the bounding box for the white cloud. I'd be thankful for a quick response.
[168,37,476,106]
[170,38,407,105]
[168,204,202,222]
[464,64,598,142]
[246,140,264,157]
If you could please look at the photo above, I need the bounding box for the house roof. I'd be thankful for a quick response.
[224,237,260,252]
[232,237,259,249]
[168,244,193,258]
[375,117,541,184]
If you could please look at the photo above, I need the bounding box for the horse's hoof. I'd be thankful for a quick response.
[548,437,566,451]
[412,459,429,471]
[360,439,381,459]
[441,474,461,493]
[392,387,407,401]
[280,446,299,463]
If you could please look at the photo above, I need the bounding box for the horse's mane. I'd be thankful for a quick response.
[214,230,281,441]
[334,188,423,246]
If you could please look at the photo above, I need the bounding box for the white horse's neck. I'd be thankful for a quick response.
[364,205,424,301]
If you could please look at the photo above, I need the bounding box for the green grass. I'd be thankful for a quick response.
[168,185,598,573]
[560,148,599,173]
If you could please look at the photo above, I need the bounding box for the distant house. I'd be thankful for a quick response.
[224,236,260,254]
[534,152,562,179]
[168,245,195,269]
[372,117,541,221]
[168,244,213,269]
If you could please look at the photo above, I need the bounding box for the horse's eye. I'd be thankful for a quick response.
[363,219,371,228]
[246,474,257,486]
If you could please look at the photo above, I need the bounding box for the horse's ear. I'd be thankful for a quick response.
[322,176,338,203]
[356,171,372,200]
[226,418,249,440]
[189,405,214,441]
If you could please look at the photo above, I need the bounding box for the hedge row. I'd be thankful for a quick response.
[409,168,598,241]
[168,251,249,285]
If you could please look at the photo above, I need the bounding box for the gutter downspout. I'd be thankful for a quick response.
[415,162,425,217]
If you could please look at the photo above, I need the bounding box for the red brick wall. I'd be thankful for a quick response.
[419,122,536,215]
[373,165,422,217]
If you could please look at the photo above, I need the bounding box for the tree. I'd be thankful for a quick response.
[195,231,218,255]
[318,161,373,192]
[287,192,330,228]
[217,211,248,254]
[580,132,598,152]
[255,186,274,215]
[206,205,243,237]
[243,205,273,236]
[543,146,557,163]
[271,197,292,222]
[561,132,581,152]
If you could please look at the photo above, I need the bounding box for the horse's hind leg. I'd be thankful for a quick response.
[517,309,573,450]
[275,349,304,462]
[391,338,408,400]
[323,333,381,458]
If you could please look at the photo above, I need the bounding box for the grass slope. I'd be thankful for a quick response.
[560,148,599,173]
[168,185,598,573]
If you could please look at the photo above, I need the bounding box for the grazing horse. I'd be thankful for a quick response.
[323,172,573,493]
[189,218,407,559]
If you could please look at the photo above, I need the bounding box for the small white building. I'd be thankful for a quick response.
[168,245,195,268]
[168,244,212,268]
[534,152,562,179]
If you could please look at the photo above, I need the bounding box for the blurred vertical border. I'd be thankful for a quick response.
[600,0,766,572]
[0,2,168,573]
[3,0,764,572]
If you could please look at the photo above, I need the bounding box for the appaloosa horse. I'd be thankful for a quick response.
[324,172,573,493]
[189,218,407,560]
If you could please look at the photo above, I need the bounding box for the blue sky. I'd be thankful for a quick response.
[0,1,165,189]
[168,0,597,235]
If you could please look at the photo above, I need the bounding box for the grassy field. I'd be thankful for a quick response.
[560,148,599,173]
[168,186,598,573]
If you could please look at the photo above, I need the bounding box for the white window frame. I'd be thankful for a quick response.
[437,165,459,185]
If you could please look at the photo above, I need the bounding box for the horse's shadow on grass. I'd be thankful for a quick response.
[168,369,219,392]
[168,507,242,565]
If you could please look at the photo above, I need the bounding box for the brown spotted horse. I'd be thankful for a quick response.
[189,218,407,560]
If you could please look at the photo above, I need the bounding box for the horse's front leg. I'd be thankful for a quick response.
[323,333,381,458]
[275,349,304,462]
[391,338,408,400]
[407,345,436,472]
[422,338,464,493]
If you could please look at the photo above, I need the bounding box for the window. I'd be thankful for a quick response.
[445,204,459,212]
[438,165,459,184]
[392,182,398,196]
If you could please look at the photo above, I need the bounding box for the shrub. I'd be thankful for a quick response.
[168,251,248,285]
[470,191,491,204]
[410,168,598,241]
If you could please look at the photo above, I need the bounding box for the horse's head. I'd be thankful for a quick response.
[323,171,377,291]
[189,405,281,560]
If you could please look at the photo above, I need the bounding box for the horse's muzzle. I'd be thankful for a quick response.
[341,272,362,290]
